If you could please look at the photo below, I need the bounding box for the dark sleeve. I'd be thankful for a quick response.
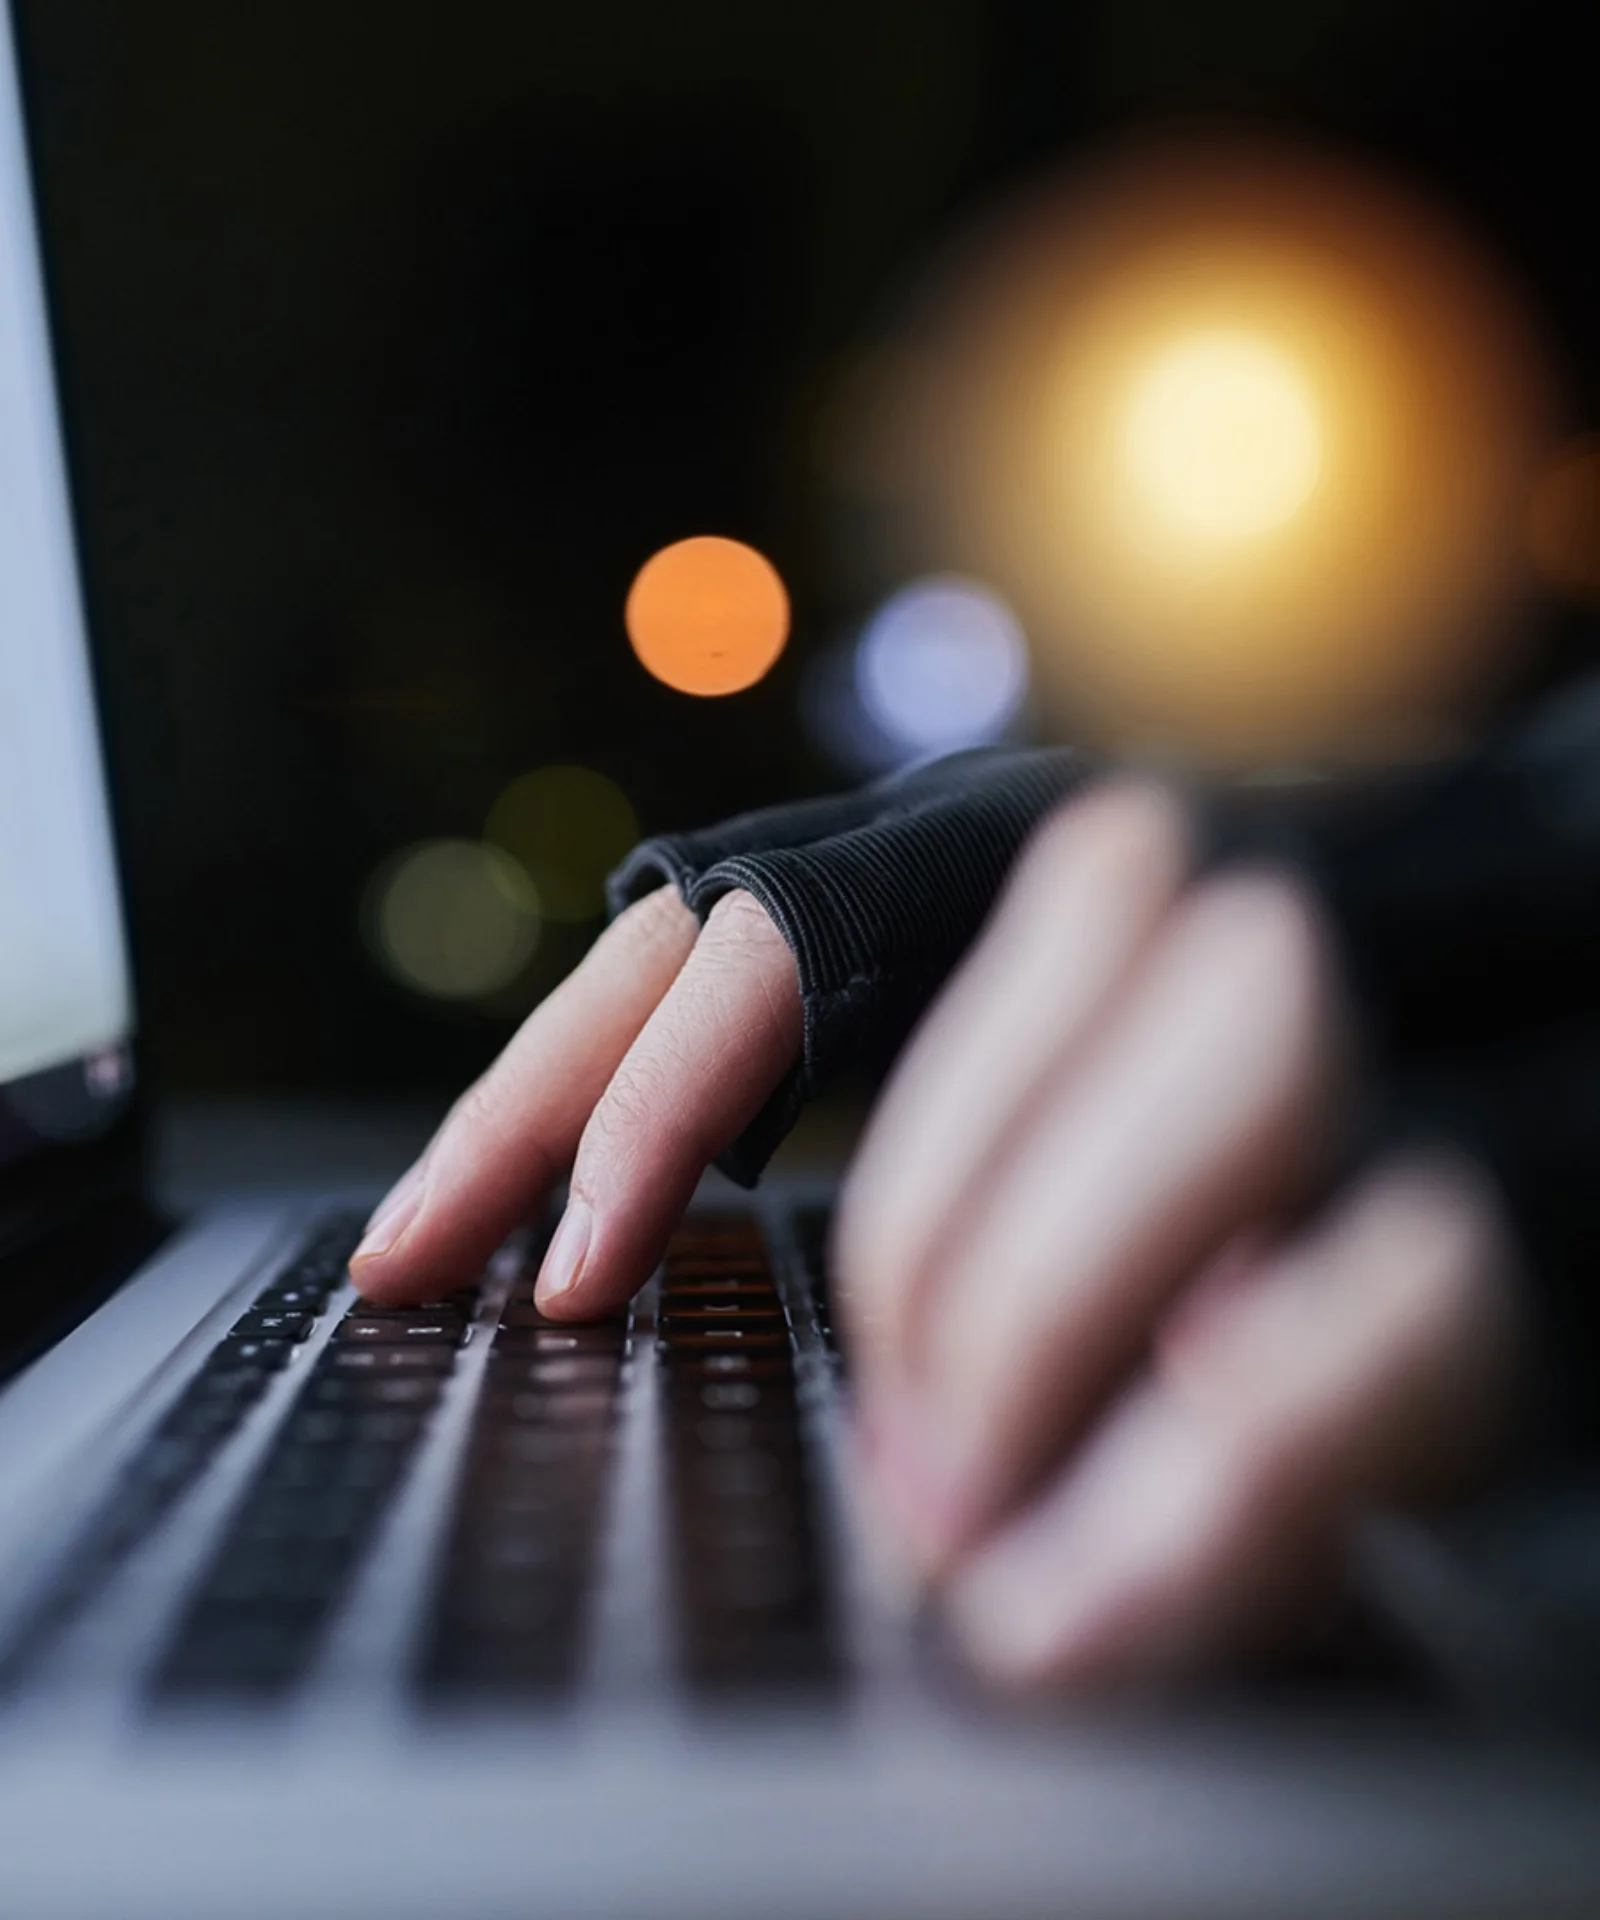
[607,746,1090,1183]
[1204,672,1600,1453]
[1204,676,1600,1066]
[1372,1028,1600,1456]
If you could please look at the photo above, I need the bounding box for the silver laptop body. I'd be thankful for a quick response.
[1,7,1598,1913]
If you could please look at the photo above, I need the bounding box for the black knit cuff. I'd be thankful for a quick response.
[608,748,1090,1184]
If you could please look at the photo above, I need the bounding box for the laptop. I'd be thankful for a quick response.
[2,7,1599,1914]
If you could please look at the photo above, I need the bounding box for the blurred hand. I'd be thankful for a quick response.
[837,782,1522,1690]
[350,886,801,1316]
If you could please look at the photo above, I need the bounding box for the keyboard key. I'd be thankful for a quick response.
[657,1302,789,1328]
[303,1372,442,1410]
[661,1259,772,1284]
[354,1293,479,1321]
[489,1324,626,1359]
[216,1337,296,1369]
[666,1351,797,1382]
[660,1326,791,1354]
[323,1343,455,1374]
[336,1315,466,1347]
[229,1309,315,1343]
[485,1353,619,1390]
[252,1283,332,1315]
[666,1376,797,1416]
[658,1278,778,1304]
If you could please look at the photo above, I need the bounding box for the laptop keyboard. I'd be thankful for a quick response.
[152,1278,484,1699]
[0,1215,365,1695]
[0,1206,843,1709]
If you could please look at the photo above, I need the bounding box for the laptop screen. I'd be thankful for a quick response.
[0,5,134,1166]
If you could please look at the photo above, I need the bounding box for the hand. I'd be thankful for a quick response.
[836,782,1523,1690]
[349,886,802,1316]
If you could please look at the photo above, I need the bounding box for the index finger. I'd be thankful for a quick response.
[350,885,698,1303]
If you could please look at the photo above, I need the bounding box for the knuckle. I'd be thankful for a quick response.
[610,884,697,956]
[1013,780,1192,909]
[700,888,781,958]
[447,1074,506,1147]
[585,1046,693,1165]
[438,1071,556,1188]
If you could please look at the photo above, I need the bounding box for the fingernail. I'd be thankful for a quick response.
[352,1161,428,1266]
[537,1197,592,1301]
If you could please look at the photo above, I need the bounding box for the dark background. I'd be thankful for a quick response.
[15,0,1597,1102]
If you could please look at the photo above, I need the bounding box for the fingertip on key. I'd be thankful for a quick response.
[534,1196,593,1312]
[349,1164,430,1296]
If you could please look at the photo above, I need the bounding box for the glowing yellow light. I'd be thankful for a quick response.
[485,765,640,923]
[849,139,1554,762]
[625,535,790,696]
[364,840,540,1001]
[1118,330,1324,543]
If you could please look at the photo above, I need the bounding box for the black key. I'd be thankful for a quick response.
[155,1607,327,1696]
[336,1315,466,1347]
[252,1283,331,1315]
[322,1343,455,1374]
[489,1325,625,1359]
[485,1353,619,1390]
[661,1256,772,1279]
[303,1372,442,1410]
[665,1351,796,1383]
[232,1486,373,1545]
[678,1412,803,1456]
[657,1277,777,1303]
[279,1406,429,1447]
[659,1326,791,1356]
[182,1365,275,1405]
[658,1303,789,1331]
[155,1399,255,1443]
[474,1424,611,1472]
[203,1541,359,1606]
[216,1336,295,1369]
[496,1301,563,1331]
[355,1294,478,1322]
[481,1388,617,1428]
[257,1439,413,1490]
[229,1309,314,1343]
[664,1229,767,1263]
[496,1300,626,1331]
[665,1375,797,1416]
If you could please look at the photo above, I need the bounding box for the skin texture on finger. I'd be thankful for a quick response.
[867,871,1354,1572]
[943,1155,1522,1692]
[836,782,1193,1391]
[349,886,698,1304]
[534,888,802,1319]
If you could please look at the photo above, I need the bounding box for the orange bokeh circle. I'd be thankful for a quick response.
[625,535,790,696]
